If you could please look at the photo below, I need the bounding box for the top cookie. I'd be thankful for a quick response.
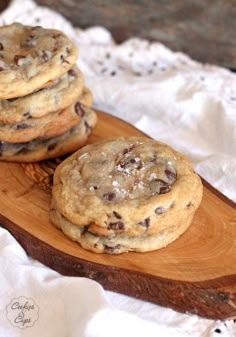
[52,137,203,237]
[0,23,78,99]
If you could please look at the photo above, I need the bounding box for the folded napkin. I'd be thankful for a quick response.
[0,1,235,336]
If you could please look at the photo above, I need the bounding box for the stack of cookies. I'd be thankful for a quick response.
[0,23,97,162]
[50,137,203,254]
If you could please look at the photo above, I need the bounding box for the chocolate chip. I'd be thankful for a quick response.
[165,168,176,181]
[84,121,91,133]
[74,101,85,117]
[23,111,32,118]
[117,155,142,171]
[103,192,116,202]
[123,145,135,155]
[104,244,121,253]
[155,207,165,215]
[113,211,122,219]
[48,143,57,151]
[81,225,89,235]
[138,217,150,228]
[68,69,77,77]
[150,179,171,194]
[15,122,31,130]
[41,50,49,62]
[14,55,26,66]
[60,55,69,64]
[22,34,36,48]
[0,42,4,50]
[51,33,61,39]
[0,67,4,71]
[159,182,171,194]
[107,221,125,230]
[186,201,194,208]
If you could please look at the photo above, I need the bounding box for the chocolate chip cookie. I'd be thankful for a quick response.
[0,23,78,99]
[0,105,97,162]
[51,137,203,253]
[0,93,92,143]
[0,66,84,124]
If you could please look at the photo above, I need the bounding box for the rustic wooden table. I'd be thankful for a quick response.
[0,0,235,68]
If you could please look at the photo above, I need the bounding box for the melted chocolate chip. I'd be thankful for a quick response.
[0,67,4,71]
[22,34,36,48]
[15,122,31,130]
[165,168,176,181]
[155,207,165,215]
[14,55,26,66]
[81,225,89,235]
[60,55,69,64]
[159,181,171,194]
[74,102,85,117]
[68,69,77,77]
[122,144,135,155]
[104,244,121,253]
[48,143,57,151]
[23,111,32,118]
[117,155,142,171]
[51,33,61,39]
[103,192,116,202]
[138,217,150,228]
[0,42,3,50]
[113,211,122,219]
[186,201,194,208]
[107,221,125,230]
[151,179,171,194]
[41,50,49,62]
[84,121,91,133]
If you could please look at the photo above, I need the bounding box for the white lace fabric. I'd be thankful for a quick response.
[0,1,235,336]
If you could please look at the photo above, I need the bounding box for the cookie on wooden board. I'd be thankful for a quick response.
[50,137,203,253]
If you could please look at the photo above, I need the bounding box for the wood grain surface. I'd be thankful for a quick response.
[0,111,235,320]
[0,0,235,68]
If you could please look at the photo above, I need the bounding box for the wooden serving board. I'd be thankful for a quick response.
[0,111,235,320]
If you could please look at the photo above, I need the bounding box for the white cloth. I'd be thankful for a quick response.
[0,1,235,336]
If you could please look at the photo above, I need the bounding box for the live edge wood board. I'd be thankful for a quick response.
[0,111,235,320]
